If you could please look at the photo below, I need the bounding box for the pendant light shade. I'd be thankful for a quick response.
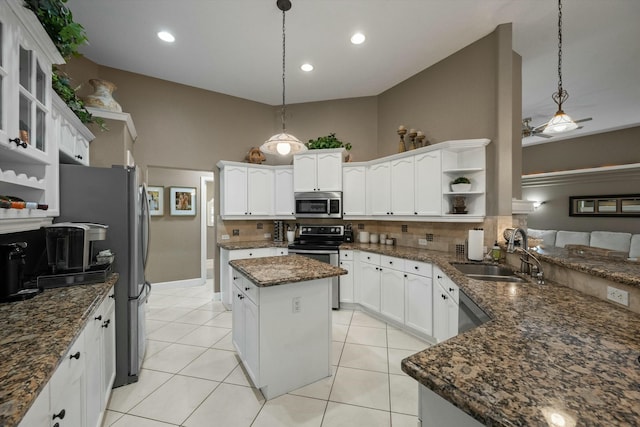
[260,0,307,156]
[543,0,577,135]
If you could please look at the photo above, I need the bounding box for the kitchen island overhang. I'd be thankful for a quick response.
[229,254,346,400]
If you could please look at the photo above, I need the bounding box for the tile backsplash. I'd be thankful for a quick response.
[217,216,518,256]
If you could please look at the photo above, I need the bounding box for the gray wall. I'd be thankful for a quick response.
[522,126,640,233]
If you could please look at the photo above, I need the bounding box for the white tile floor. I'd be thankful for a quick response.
[101,282,431,427]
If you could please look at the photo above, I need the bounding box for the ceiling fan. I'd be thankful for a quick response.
[522,116,592,139]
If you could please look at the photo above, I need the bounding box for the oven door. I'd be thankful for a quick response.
[288,249,340,309]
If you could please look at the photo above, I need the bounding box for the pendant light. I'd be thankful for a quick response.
[260,0,307,156]
[543,0,578,135]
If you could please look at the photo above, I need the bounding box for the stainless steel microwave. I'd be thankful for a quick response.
[294,192,342,218]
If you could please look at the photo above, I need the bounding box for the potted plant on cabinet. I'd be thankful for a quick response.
[451,176,472,192]
[307,133,353,161]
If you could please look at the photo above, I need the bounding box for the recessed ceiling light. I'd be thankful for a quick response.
[301,63,314,72]
[350,32,366,45]
[157,31,175,43]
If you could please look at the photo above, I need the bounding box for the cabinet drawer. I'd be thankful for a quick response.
[230,248,273,260]
[340,250,354,260]
[241,279,260,305]
[405,260,432,277]
[359,251,381,265]
[434,266,459,304]
[380,255,404,271]
[274,248,288,256]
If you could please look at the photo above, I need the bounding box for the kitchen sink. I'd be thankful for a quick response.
[451,262,527,283]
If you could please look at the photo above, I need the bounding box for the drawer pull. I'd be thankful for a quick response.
[102,319,111,328]
[109,293,115,299]
[53,409,66,420]
[94,315,102,321]
[10,137,28,148]
[437,275,443,279]
[441,294,447,300]
[415,266,419,270]
[69,351,80,360]
[245,287,250,291]
[449,287,455,293]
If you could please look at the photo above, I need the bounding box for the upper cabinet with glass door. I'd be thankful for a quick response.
[0,1,64,232]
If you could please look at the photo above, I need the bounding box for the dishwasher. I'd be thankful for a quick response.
[458,290,490,334]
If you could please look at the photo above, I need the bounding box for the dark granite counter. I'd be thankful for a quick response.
[230,254,346,287]
[218,240,289,250]
[0,275,118,427]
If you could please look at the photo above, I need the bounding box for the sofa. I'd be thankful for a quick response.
[527,228,640,259]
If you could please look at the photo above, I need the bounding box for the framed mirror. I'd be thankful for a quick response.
[570,194,640,217]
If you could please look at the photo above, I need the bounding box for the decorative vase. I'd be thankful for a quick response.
[84,79,122,112]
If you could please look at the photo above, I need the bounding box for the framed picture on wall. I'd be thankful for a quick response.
[170,187,197,216]
[147,186,164,216]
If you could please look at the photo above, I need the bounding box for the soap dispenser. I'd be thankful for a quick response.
[491,241,501,262]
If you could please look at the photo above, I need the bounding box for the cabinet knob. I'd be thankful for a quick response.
[233,276,238,280]
[95,315,102,321]
[102,319,111,328]
[69,351,81,360]
[442,294,447,300]
[437,275,443,279]
[109,293,115,299]
[389,261,393,265]
[414,266,419,270]
[52,409,66,420]
[75,154,83,160]
[9,137,27,148]
[54,424,60,427]
[414,212,418,215]
[390,212,394,215]
[404,274,407,278]
[249,253,253,256]
[386,212,390,215]
[245,287,250,291]
[449,287,455,293]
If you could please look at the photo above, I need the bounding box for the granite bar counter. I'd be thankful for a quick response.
[218,240,289,250]
[0,275,118,427]
[229,254,347,286]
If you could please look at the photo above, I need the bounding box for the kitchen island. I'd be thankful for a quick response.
[229,254,346,399]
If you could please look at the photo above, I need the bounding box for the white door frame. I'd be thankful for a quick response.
[200,175,214,286]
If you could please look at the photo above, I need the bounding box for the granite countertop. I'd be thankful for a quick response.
[218,240,289,250]
[0,275,118,427]
[229,254,346,287]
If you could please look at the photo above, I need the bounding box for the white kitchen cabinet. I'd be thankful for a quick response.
[53,93,94,166]
[432,267,459,342]
[218,162,276,219]
[414,150,442,216]
[359,252,381,312]
[220,247,277,309]
[274,166,295,217]
[247,167,274,216]
[232,279,260,383]
[367,162,391,216]
[380,263,405,324]
[50,329,86,427]
[405,272,433,336]
[339,250,354,303]
[0,1,64,232]
[293,149,343,192]
[231,282,246,358]
[342,164,367,217]
[390,157,415,216]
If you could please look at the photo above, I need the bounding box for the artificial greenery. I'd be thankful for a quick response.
[452,176,471,184]
[24,0,104,129]
[307,133,352,151]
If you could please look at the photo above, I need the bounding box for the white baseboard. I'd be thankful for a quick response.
[152,278,206,289]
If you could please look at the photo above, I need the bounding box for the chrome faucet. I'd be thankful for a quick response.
[506,228,545,285]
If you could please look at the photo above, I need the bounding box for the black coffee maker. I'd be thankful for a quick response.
[0,242,39,302]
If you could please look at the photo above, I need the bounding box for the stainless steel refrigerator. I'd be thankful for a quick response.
[58,164,150,387]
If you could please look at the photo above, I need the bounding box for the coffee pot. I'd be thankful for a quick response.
[0,242,34,302]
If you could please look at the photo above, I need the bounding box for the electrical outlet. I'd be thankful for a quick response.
[607,286,629,306]
[264,233,271,239]
[232,229,240,236]
[292,296,301,313]
[418,238,428,246]
[221,234,230,240]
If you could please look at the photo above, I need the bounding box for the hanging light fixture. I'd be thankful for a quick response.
[543,0,578,135]
[260,0,307,156]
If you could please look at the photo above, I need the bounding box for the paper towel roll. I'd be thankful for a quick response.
[468,229,484,261]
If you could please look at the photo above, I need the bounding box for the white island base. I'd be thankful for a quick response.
[231,270,332,400]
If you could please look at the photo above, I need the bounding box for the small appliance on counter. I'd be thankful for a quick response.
[37,222,112,288]
[344,224,354,242]
[0,242,40,302]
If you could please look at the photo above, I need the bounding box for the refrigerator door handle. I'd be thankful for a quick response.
[141,183,151,270]
[130,280,151,301]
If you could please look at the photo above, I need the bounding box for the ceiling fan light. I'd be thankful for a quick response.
[260,132,307,156]
[543,110,579,134]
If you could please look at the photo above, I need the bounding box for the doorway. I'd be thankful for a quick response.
[201,176,215,294]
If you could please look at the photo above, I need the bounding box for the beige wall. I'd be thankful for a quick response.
[522,125,640,233]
